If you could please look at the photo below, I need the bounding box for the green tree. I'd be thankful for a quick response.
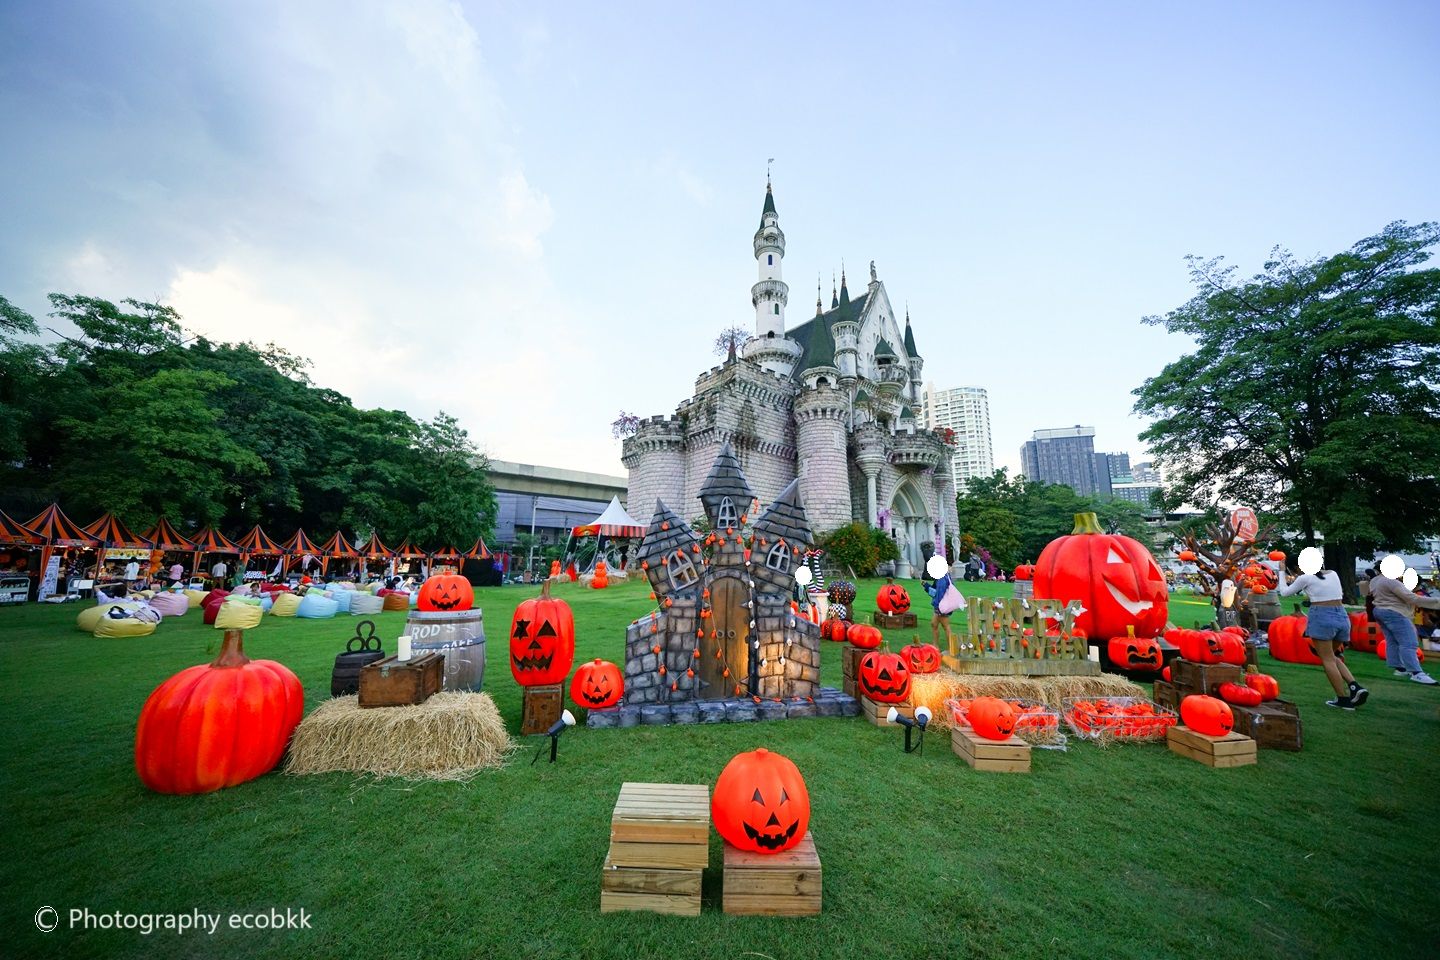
[0,296,45,471]
[410,412,497,547]
[1133,222,1440,600]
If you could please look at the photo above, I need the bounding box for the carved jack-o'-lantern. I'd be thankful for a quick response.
[1244,673,1280,700]
[417,573,473,612]
[1348,612,1382,654]
[1267,615,1320,665]
[900,642,941,674]
[1033,513,1168,641]
[846,623,883,650]
[876,582,911,614]
[1180,694,1233,736]
[1107,635,1163,672]
[1176,629,1226,665]
[508,581,575,686]
[858,651,911,703]
[569,658,622,709]
[968,696,1018,741]
[711,748,811,854]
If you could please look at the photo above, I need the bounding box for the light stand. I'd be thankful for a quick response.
[887,705,932,754]
[532,709,576,765]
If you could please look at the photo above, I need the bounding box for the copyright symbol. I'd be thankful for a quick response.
[35,906,59,933]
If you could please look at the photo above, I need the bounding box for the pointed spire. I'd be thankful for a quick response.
[699,441,756,523]
[838,263,850,307]
[816,275,823,315]
[761,179,777,222]
[830,272,839,309]
[903,306,919,357]
[753,479,812,548]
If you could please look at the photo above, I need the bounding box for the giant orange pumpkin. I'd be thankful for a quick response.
[900,642,941,674]
[846,623,883,650]
[876,582,911,614]
[569,658,623,709]
[712,748,810,854]
[1267,615,1320,665]
[968,697,1018,741]
[134,629,303,795]
[509,581,575,686]
[858,650,911,703]
[1180,694,1233,736]
[1348,612,1382,654]
[1032,513,1168,641]
[417,573,473,612]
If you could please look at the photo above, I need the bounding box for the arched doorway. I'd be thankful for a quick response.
[890,481,931,578]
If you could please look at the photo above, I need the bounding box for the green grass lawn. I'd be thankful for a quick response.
[2,578,1437,959]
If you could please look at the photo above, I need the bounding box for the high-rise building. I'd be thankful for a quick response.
[1131,461,1160,483]
[1100,452,1131,480]
[1020,426,1104,496]
[921,383,994,491]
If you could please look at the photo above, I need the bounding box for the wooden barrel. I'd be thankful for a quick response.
[406,608,486,692]
[331,649,385,696]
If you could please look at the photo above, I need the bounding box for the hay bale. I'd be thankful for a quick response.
[284,692,516,781]
[910,670,1143,729]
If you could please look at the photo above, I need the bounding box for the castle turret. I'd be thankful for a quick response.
[904,309,924,405]
[752,180,787,338]
[621,417,687,523]
[793,385,852,533]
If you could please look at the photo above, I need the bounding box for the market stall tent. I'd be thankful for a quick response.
[563,495,645,574]
[190,527,240,577]
[236,525,286,574]
[318,531,360,576]
[0,511,46,593]
[143,517,198,553]
[281,529,322,574]
[24,503,101,588]
[83,512,154,577]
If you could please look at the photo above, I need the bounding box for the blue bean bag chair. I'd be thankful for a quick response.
[296,592,340,619]
[259,594,274,613]
[328,589,353,613]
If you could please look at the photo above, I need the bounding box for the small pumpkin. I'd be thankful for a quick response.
[1177,629,1226,665]
[900,642,941,674]
[1218,681,1262,707]
[858,650,911,703]
[134,629,303,795]
[1244,673,1280,700]
[711,748,811,854]
[1180,694,1233,737]
[821,618,850,642]
[1108,635,1163,672]
[969,696,1018,741]
[417,573,473,612]
[509,581,576,686]
[570,658,623,709]
[828,580,857,606]
[1267,550,1286,562]
[1177,550,1197,562]
[1014,564,1034,581]
[846,623,883,650]
[1267,615,1320,665]
[876,581,911,614]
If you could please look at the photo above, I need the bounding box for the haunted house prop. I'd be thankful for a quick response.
[623,444,822,704]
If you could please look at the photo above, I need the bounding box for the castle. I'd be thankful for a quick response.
[623,179,957,578]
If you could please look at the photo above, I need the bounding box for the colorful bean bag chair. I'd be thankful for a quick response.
[261,583,292,595]
[382,592,410,612]
[269,592,302,617]
[349,593,384,616]
[94,614,158,638]
[202,588,230,607]
[259,594,274,613]
[202,598,224,625]
[148,592,189,617]
[214,600,263,630]
[184,588,209,607]
[328,589,354,613]
[296,592,340,619]
[77,602,143,633]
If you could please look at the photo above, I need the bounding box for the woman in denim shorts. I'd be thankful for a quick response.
[1277,549,1369,710]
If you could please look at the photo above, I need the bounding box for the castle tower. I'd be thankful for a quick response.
[793,385,853,533]
[904,310,924,405]
[621,417,687,523]
[752,180,787,338]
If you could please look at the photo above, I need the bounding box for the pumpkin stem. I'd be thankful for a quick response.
[1070,512,1105,535]
[538,580,553,600]
[211,629,253,669]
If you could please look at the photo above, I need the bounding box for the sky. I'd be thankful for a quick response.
[2,0,1437,480]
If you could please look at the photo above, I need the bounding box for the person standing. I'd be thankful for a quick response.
[1369,556,1440,685]
[123,559,140,587]
[168,560,184,586]
[924,556,958,651]
[211,558,228,583]
[1276,547,1369,709]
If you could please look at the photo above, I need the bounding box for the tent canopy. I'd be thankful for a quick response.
[571,496,645,538]
[237,524,284,556]
[392,538,428,559]
[84,512,152,550]
[283,528,321,555]
[25,503,99,547]
[359,533,393,560]
[191,527,240,554]
[430,544,464,561]
[462,537,491,560]
[320,531,360,558]
[144,517,197,552]
[0,510,45,546]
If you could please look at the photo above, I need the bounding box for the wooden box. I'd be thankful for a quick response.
[723,830,822,916]
[1166,725,1257,767]
[859,696,912,728]
[842,645,863,700]
[520,683,564,735]
[872,611,918,629]
[1228,701,1303,752]
[602,782,708,916]
[1169,660,1243,698]
[951,727,1031,773]
[1152,679,1178,712]
[357,652,443,708]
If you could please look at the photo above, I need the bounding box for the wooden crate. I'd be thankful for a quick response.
[859,696,912,727]
[723,831,822,916]
[872,611,918,629]
[1228,702,1303,752]
[1169,660,1243,698]
[520,684,564,735]
[1166,725,1257,767]
[602,782,708,915]
[842,645,862,700]
[357,653,443,708]
[600,855,702,916]
[1152,679,1178,712]
[951,726,1031,773]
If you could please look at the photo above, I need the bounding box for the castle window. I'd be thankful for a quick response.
[774,303,780,315]
[668,553,699,591]
[767,254,773,265]
[766,543,791,574]
[718,497,738,528]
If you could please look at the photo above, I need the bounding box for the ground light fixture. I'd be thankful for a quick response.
[533,709,576,765]
[886,705,932,754]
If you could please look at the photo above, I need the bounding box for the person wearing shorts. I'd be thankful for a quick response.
[1277,565,1368,709]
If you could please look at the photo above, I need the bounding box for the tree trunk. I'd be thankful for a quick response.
[1329,541,1359,605]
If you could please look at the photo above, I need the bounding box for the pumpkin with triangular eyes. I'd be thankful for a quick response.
[876,582,911,614]
[570,658,622,709]
[900,642,941,674]
[858,651,911,703]
[508,582,575,686]
[969,697,1018,741]
[417,573,473,612]
[1180,694,1233,736]
[712,748,811,854]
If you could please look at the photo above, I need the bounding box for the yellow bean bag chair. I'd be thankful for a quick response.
[94,615,158,638]
[184,589,209,607]
[215,600,264,630]
[77,602,142,633]
[268,592,302,617]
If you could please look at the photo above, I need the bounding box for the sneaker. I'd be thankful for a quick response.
[1410,672,1438,686]
[1348,684,1369,706]
[1325,697,1357,710]
[1394,669,1411,677]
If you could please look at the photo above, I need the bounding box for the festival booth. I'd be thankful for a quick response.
[319,531,361,579]
[190,527,240,587]
[460,537,501,587]
[25,503,101,600]
[142,517,199,588]
[236,525,286,581]
[281,529,322,578]
[83,512,156,592]
[0,510,46,603]
[391,538,430,581]
[429,544,464,576]
[358,533,394,583]
[562,496,644,578]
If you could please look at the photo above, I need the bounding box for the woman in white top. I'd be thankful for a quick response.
[1276,547,1368,709]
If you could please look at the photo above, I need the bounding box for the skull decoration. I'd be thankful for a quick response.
[711,748,811,854]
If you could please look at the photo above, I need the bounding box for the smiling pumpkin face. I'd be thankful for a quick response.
[569,658,622,709]
[417,573,473,612]
[1033,513,1168,641]
[711,748,811,854]
[1107,635,1163,671]
[858,651,912,703]
[508,581,575,686]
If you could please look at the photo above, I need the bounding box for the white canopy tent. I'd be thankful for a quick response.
[562,496,645,575]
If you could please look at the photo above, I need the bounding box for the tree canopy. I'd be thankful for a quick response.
[1133,221,1440,598]
[0,293,497,547]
